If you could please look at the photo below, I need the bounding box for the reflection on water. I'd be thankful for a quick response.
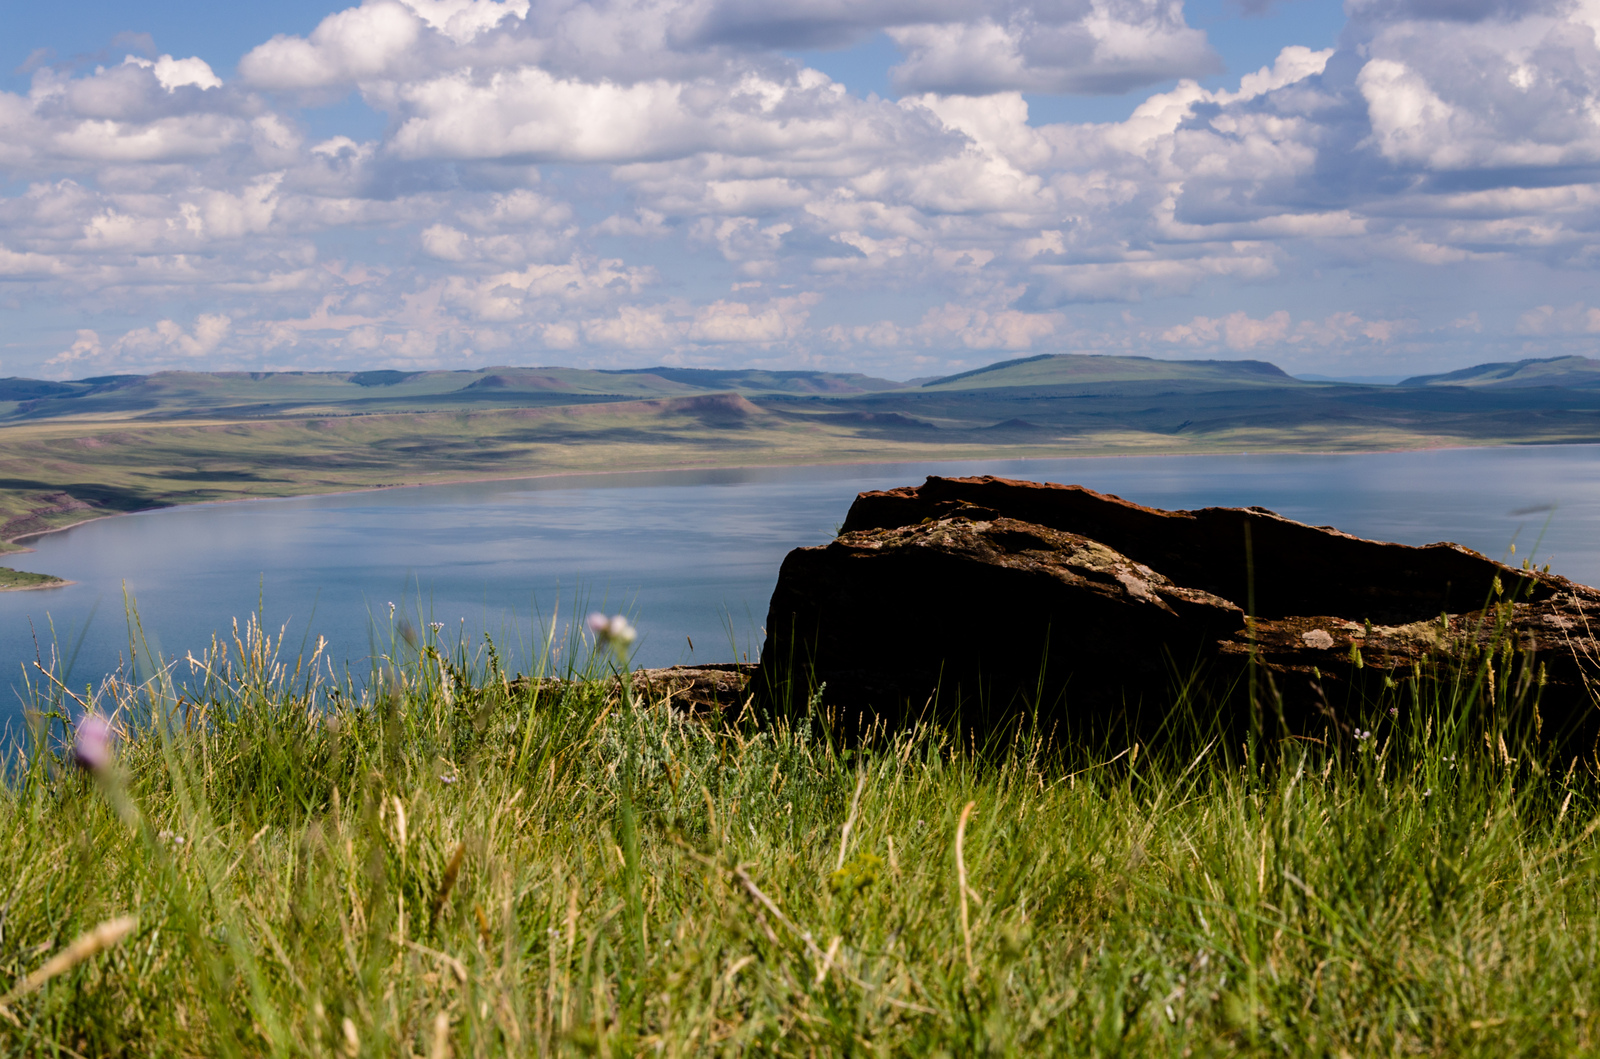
[3,446,1598,720]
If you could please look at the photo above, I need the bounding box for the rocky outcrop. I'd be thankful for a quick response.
[513,663,756,715]
[632,663,756,714]
[1,491,94,542]
[758,476,1600,744]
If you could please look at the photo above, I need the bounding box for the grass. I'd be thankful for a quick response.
[0,567,65,592]
[0,611,1598,1057]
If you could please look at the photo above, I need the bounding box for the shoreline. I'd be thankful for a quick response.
[0,566,74,593]
[2,435,1584,558]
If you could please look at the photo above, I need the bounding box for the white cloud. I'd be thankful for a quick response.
[1030,254,1279,303]
[688,294,815,342]
[122,55,224,92]
[1516,302,1600,334]
[824,299,1063,351]
[14,1,1600,378]
[1158,310,1414,354]
[888,1,1219,95]
[45,314,233,376]
[240,2,427,90]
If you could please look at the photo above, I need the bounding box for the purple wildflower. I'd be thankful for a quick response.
[72,715,113,774]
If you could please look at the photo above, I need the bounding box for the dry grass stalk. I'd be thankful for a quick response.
[430,842,468,928]
[835,771,867,872]
[0,915,138,1007]
[956,801,976,979]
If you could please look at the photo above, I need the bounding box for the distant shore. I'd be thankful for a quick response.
[0,566,71,592]
[2,435,1583,590]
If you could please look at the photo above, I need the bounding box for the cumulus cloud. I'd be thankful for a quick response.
[1158,310,1414,354]
[239,2,429,90]
[1516,302,1600,334]
[13,0,1600,377]
[823,299,1064,351]
[888,1,1219,95]
[122,55,224,92]
[1343,0,1563,23]
[46,314,233,376]
[238,0,1215,95]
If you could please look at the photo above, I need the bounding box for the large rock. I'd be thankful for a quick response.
[757,476,1600,744]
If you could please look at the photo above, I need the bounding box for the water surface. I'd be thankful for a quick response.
[4,446,1597,720]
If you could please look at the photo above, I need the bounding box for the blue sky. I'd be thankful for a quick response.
[2,0,1598,380]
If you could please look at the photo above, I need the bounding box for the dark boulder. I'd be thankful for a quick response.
[757,476,1600,745]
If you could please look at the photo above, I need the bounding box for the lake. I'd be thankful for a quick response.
[4,445,1598,721]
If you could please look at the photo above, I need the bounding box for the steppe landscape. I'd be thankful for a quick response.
[10,0,1600,1051]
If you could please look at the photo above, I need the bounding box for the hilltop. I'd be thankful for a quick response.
[918,353,1297,391]
[0,366,905,424]
[1400,355,1600,389]
[0,353,1315,426]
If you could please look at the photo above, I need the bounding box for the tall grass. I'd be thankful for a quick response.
[1,611,1598,1056]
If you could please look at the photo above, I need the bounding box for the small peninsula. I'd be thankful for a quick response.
[0,565,68,591]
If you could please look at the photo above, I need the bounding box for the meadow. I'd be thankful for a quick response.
[1,612,1596,1056]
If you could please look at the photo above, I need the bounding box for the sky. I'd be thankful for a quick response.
[3,0,1600,381]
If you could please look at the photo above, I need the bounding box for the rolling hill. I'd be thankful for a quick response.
[0,366,905,424]
[1400,355,1600,389]
[8,350,1600,563]
[919,353,1300,391]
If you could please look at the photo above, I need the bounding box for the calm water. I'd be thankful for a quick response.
[3,446,1598,719]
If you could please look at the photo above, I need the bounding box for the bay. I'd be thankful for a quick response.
[3,445,1598,722]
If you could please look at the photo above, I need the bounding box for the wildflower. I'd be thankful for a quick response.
[387,601,395,616]
[1354,728,1372,742]
[440,773,457,785]
[587,612,637,648]
[71,715,113,774]
[1388,707,1398,717]
[429,621,444,633]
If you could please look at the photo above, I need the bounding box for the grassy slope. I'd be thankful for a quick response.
[1401,355,1600,389]
[0,567,65,590]
[917,352,1298,390]
[0,622,1595,1055]
[0,366,905,424]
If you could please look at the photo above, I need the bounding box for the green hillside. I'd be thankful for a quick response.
[920,353,1300,391]
[0,366,905,424]
[1401,355,1600,389]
